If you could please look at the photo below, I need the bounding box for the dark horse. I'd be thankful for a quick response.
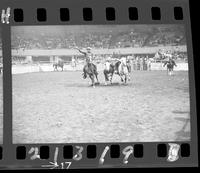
[53,61,64,71]
[83,63,99,88]
[163,59,177,75]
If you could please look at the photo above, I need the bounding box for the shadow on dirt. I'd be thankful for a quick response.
[64,82,132,88]
[175,86,189,93]
[172,110,190,114]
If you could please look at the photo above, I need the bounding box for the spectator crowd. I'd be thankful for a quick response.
[11,26,186,50]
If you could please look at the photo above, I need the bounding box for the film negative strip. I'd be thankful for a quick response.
[0,0,198,169]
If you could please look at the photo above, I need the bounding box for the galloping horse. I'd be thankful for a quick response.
[83,63,99,88]
[103,57,130,85]
[103,61,116,85]
[117,57,130,83]
[53,60,64,71]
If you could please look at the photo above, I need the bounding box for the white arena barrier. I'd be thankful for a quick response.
[150,63,188,71]
[11,62,188,74]
[12,64,40,74]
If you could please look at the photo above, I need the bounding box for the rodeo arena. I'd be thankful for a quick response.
[2,25,191,143]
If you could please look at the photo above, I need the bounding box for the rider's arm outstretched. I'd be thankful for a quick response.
[173,60,177,67]
[74,47,87,56]
[163,61,167,67]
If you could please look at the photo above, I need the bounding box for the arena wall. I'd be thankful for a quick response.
[12,62,188,74]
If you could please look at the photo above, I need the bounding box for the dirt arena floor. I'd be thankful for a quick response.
[12,70,190,143]
[0,76,2,144]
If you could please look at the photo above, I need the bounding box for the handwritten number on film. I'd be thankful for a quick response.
[122,146,134,164]
[73,146,84,161]
[99,145,133,164]
[41,146,84,169]
[38,145,135,169]
[99,146,110,164]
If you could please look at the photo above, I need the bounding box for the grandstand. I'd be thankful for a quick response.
[10,25,187,64]
[10,25,188,73]
[11,25,186,50]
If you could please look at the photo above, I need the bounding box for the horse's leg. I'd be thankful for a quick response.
[124,75,127,84]
[127,66,130,81]
[83,72,87,79]
[110,72,114,84]
[119,74,124,82]
[82,68,87,79]
[90,75,95,88]
[170,69,172,76]
[168,68,171,75]
[95,73,99,84]
[126,73,129,83]
[171,67,174,75]
[94,70,99,84]
[128,71,131,81]
[104,70,109,85]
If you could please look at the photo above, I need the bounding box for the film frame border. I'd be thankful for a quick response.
[0,0,198,169]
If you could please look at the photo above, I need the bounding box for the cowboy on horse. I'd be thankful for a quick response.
[75,47,99,87]
[163,53,177,76]
[75,47,93,65]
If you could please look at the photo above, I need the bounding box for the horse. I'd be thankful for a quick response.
[103,61,116,85]
[117,59,130,84]
[163,59,177,75]
[103,59,130,85]
[53,61,64,71]
[83,63,99,88]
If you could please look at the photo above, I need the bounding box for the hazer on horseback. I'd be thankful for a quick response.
[118,56,131,83]
[75,47,99,87]
[163,54,177,76]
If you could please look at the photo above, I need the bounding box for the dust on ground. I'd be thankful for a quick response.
[12,70,190,143]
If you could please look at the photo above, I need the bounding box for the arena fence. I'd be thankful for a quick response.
[12,62,188,74]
